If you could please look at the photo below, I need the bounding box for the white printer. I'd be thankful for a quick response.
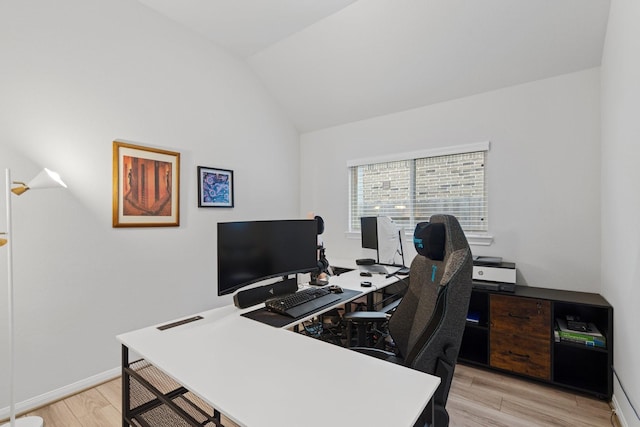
[472,256,516,292]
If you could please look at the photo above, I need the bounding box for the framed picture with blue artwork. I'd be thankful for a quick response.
[197,166,234,208]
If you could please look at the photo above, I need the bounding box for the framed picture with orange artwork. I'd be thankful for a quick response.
[112,141,180,227]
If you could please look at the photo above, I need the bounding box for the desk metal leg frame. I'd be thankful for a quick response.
[432,395,435,427]
[122,346,129,427]
[414,395,436,427]
[121,345,223,427]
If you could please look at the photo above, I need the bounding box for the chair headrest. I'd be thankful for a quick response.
[413,222,446,261]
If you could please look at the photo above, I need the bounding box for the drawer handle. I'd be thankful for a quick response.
[508,350,530,359]
[508,312,530,320]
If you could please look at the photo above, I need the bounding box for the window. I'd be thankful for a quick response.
[348,142,489,234]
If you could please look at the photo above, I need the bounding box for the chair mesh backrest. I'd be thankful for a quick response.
[388,214,473,374]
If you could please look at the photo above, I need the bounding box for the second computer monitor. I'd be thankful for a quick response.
[360,216,379,250]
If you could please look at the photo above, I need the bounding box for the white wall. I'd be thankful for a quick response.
[0,0,299,413]
[601,0,640,425]
[301,68,601,293]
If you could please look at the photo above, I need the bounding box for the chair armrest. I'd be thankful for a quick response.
[380,298,401,314]
[343,311,390,323]
[351,347,405,365]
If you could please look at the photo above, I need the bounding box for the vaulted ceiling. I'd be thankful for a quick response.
[138,0,611,132]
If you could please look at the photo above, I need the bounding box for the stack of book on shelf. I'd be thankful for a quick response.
[555,317,606,348]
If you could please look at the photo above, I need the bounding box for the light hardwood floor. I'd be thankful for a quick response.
[14,363,617,427]
[448,364,616,427]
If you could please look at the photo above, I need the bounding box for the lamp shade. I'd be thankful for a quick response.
[27,168,67,190]
[11,168,67,196]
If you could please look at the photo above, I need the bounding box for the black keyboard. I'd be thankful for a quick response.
[265,287,342,318]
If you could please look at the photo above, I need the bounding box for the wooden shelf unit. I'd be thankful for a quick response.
[459,285,613,400]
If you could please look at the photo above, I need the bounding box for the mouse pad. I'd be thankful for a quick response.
[242,288,362,327]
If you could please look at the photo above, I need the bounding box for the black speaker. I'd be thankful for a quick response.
[233,278,298,308]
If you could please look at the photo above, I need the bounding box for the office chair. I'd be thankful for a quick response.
[344,214,473,427]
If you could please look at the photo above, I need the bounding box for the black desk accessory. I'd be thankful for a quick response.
[566,315,591,332]
[233,277,298,308]
[396,267,410,275]
[242,288,362,327]
[472,280,515,293]
[265,287,341,317]
[309,276,329,286]
[157,316,203,331]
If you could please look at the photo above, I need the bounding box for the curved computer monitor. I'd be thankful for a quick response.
[217,219,318,296]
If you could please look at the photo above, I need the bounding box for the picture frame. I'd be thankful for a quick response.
[198,166,234,208]
[113,141,180,227]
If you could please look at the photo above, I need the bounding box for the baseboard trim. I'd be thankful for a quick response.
[612,395,629,427]
[0,367,120,420]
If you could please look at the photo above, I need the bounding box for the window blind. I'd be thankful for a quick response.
[349,147,488,233]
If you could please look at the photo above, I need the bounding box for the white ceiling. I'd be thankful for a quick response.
[138,0,611,133]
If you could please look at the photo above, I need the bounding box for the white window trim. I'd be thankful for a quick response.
[346,141,490,168]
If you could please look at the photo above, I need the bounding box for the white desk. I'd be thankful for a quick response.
[118,271,438,427]
[328,266,400,292]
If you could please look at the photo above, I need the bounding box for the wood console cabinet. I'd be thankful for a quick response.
[459,286,613,400]
[490,294,551,380]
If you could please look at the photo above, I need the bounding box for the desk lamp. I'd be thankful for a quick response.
[1,168,67,427]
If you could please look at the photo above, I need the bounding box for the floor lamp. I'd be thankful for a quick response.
[1,168,67,427]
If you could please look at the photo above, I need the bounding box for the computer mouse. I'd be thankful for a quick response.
[328,285,343,293]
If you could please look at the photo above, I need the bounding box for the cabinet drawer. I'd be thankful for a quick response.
[490,331,551,380]
[491,294,551,340]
